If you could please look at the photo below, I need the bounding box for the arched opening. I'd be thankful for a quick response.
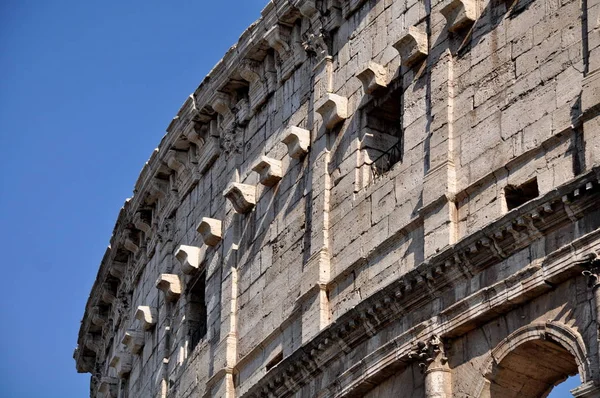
[489,339,579,397]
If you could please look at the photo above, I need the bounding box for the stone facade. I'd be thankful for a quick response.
[74,0,600,397]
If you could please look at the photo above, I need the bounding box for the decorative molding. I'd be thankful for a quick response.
[357,62,387,95]
[155,274,182,302]
[393,26,428,67]
[408,335,448,371]
[175,245,204,275]
[440,0,476,32]
[109,352,133,378]
[316,93,348,129]
[197,217,223,246]
[252,156,283,187]
[281,126,311,159]
[223,183,256,214]
[121,329,145,355]
[135,306,157,330]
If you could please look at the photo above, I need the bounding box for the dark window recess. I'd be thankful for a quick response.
[266,351,283,372]
[188,273,207,352]
[364,86,404,178]
[505,178,539,210]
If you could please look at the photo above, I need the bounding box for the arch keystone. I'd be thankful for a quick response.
[135,306,157,330]
[155,274,182,302]
[175,245,204,274]
[393,26,428,67]
[282,126,310,159]
[252,156,283,187]
[197,218,223,246]
[223,183,256,214]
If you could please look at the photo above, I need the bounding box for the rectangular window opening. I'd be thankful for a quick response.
[266,351,283,372]
[505,177,539,210]
[188,272,207,352]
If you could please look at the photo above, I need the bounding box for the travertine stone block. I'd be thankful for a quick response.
[121,329,145,355]
[97,376,118,398]
[109,261,126,280]
[175,245,204,275]
[155,274,182,302]
[265,25,291,58]
[101,284,116,305]
[252,156,283,187]
[393,26,428,67]
[90,306,107,327]
[148,177,167,201]
[133,212,151,234]
[441,0,476,32]
[281,126,311,159]
[296,0,318,18]
[196,217,223,246]
[135,306,157,330]
[223,183,256,214]
[197,136,220,175]
[239,59,269,112]
[164,150,186,173]
[109,352,133,378]
[316,93,348,129]
[357,62,388,95]
[211,92,234,127]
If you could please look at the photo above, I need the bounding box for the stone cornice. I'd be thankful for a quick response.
[240,167,600,398]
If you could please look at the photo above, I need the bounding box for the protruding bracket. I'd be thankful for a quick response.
[164,150,186,174]
[122,229,139,255]
[265,25,291,58]
[149,178,168,202]
[155,274,182,302]
[84,333,102,353]
[441,0,476,32]
[135,306,157,330]
[121,329,145,355]
[211,92,233,120]
[238,59,261,84]
[97,376,119,398]
[101,283,116,305]
[357,62,388,95]
[109,261,126,280]
[109,352,133,378]
[281,126,311,159]
[133,213,151,235]
[393,26,428,67]
[175,245,204,275]
[223,183,256,214]
[252,156,283,187]
[91,306,107,327]
[196,218,223,246]
[297,0,319,17]
[316,93,349,129]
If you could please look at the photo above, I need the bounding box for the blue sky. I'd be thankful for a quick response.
[0,1,581,397]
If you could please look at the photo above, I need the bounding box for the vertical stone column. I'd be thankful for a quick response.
[583,258,600,388]
[410,335,452,398]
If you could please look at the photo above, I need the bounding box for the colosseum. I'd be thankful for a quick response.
[75,0,600,396]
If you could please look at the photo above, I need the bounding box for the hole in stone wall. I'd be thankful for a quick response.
[187,271,207,353]
[505,177,539,210]
[266,351,283,372]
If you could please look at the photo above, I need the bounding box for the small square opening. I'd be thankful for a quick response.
[505,177,539,210]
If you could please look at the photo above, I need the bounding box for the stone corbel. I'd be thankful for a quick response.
[185,126,205,148]
[265,25,291,58]
[121,329,145,355]
[164,150,186,174]
[197,217,223,246]
[224,183,257,214]
[357,62,388,95]
[441,0,476,32]
[211,92,234,128]
[155,274,182,302]
[101,283,116,305]
[252,156,283,187]
[91,306,107,327]
[393,26,428,67]
[296,0,319,18]
[235,97,251,125]
[97,376,118,398]
[109,352,133,378]
[122,229,139,255]
[175,245,204,275]
[281,126,311,159]
[316,93,348,129]
[239,59,269,112]
[84,333,103,353]
[135,306,157,330]
[109,261,126,280]
[148,178,168,202]
[133,212,151,235]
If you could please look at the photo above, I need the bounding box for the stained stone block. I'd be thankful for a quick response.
[164,150,186,173]
[133,212,151,234]
[252,156,283,187]
[196,217,223,246]
[155,274,182,302]
[109,261,126,280]
[441,0,476,32]
[223,183,256,214]
[281,126,311,159]
[97,376,118,398]
[135,306,157,330]
[175,244,204,275]
[393,26,428,67]
[357,62,388,95]
[316,93,348,129]
[109,352,133,378]
[121,329,145,355]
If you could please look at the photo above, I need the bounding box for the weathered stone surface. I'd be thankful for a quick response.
[75,1,600,397]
